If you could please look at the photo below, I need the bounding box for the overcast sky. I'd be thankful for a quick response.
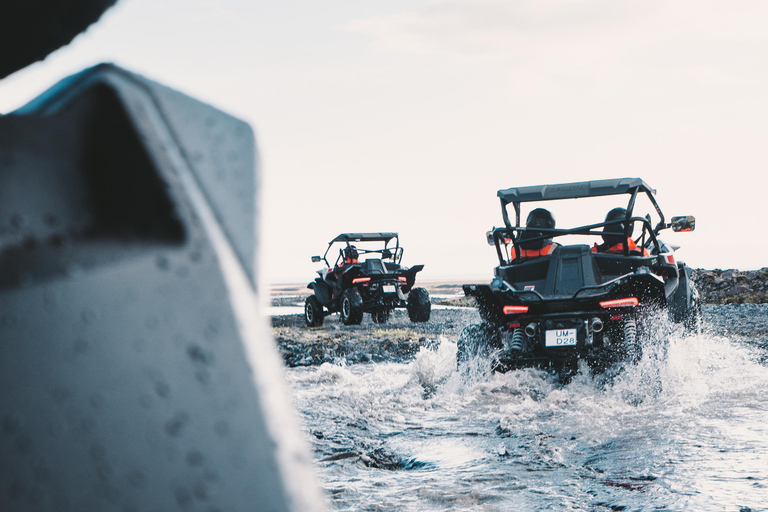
[1,0,766,284]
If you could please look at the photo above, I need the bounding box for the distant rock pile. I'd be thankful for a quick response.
[693,268,768,304]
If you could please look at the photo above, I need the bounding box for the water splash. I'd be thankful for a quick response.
[287,309,768,511]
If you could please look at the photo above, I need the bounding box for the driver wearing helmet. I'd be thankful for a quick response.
[513,208,559,260]
[342,245,359,265]
[329,245,359,283]
[592,207,649,256]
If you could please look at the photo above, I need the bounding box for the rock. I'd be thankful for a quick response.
[693,268,768,304]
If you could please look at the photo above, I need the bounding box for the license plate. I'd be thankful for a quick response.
[545,328,577,347]
[383,285,396,293]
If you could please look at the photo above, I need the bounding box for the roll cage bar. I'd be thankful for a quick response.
[494,178,672,262]
[320,232,403,267]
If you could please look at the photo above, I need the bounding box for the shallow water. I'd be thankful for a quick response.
[286,308,768,511]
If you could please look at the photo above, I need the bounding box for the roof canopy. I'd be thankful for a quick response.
[331,232,398,243]
[497,178,655,204]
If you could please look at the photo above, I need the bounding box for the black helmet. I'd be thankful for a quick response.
[602,207,631,246]
[343,245,358,261]
[519,208,556,250]
[526,208,556,230]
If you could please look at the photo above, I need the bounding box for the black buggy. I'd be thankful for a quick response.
[460,178,698,377]
[305,233,431,326]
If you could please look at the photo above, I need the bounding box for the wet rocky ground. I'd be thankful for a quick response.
[272,308,479,367]
[693,268,768,304]
[271,272,768,368]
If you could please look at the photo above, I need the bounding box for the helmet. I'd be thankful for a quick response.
[526,208,556,230]
[602,207,631,246]
[519,208,555,249]
[343,245,358,262]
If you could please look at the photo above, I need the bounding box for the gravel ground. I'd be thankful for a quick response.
[271,308,479,367]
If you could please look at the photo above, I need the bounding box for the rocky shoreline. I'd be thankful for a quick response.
[693,268,768,304]
[272,308,479,367]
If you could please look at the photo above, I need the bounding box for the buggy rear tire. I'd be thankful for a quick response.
[457,324,486,365]
[340,291,363,325]
[407,287,431,323]
[304,295,324,327]
[371,308,390,324]
[457,323,500,369]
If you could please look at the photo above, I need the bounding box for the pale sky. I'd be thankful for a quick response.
[1,0,766,284]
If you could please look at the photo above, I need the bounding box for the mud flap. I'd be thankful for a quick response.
[312,278,333,305]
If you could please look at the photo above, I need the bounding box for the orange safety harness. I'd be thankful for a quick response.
[513,243,556,260]
[592,238,649,256]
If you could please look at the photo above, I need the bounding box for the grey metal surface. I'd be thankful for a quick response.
[0,64,323,512]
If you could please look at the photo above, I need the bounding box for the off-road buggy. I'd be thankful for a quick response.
[305,233,431,326]
[459,178,698,377]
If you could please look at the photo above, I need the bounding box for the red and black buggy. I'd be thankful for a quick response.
[460,178,698,377]
[305,233,431,326]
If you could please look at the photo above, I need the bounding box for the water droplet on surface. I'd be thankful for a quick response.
[214,420,229,438]
[187,450,204,466]
[156,255,170,270]
[165,412,190,437]
[80,309,95,325]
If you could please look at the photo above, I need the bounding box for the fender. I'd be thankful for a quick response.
[463,284,504,325]
[311,278,333,306]
[401,264,424,290]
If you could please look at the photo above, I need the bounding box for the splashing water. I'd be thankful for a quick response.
[286,309,768,511]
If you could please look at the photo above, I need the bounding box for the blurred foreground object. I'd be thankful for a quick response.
[0,64,324,512]
[0,0,118,79]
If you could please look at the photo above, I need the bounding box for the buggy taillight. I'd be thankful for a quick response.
[352,277,371,284]
[398,276,407,283]
[599,297,639,308]
[503,305,529,314]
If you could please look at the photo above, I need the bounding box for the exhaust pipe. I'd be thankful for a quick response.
[524,323,537,337]
[591,317,604,333]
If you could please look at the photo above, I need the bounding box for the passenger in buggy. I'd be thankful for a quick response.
[326,246,359,284]
[513,208,559,260]
[342,246,358,265]
[592,207,649,256]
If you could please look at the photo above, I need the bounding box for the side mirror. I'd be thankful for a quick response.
[486,231,495,246]
[311,255,322,263]
[671,216,695,232]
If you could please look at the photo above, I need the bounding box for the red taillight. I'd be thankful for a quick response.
[508,322,520,328]
[398,276,407,283]
[503,305,529,315]
[352,277,371,284]
[600,297,639,308]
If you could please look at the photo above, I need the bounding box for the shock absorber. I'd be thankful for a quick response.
[506,328,526,354]
[624,318,639,359]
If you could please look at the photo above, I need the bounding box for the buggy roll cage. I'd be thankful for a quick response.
[319,232,403,267]
[493,178,671,262]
